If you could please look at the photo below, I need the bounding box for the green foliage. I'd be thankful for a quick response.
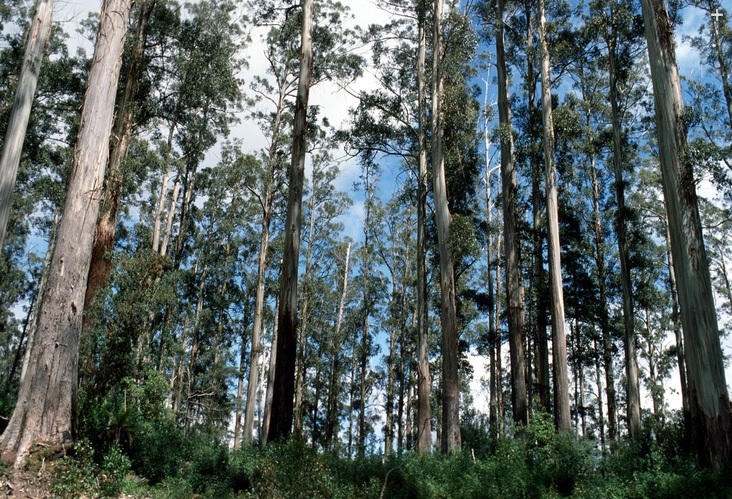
[51,439,99,499]
[253,439,334,498]
[100,444,132,497]
[129,412,186,485]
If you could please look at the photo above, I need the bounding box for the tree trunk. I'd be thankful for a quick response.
[594,337,606,452]
[432,0,460,455]
[0,0,54,249]
[233,327,248,450]
[416,0,432,455]
[260,298,279,444]
[525,0,551,415]
[496,0,528,427]
[83,0,155,335]
[537,0,571,432]
[243,186,274,443]
[294,175,319,435]
[606,9,642,438]
[268,0,313,443]
[591,155,617,445]
[640,0,732,468]
[665,224,688,414]
[0,0,132,467]
[326,242,350,452]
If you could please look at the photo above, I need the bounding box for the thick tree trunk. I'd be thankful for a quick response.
[0,0,131,467]
[83,0,155,336]
[415,0,432,455]
[268,0,313,443]
[496,0,528,427]
[640,0,732,468]
[432,0,460,455]
[665,227,688,414]
[0,0,54,249]
[537,0,571,432]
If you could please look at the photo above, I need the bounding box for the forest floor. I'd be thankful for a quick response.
[0,466,56,499]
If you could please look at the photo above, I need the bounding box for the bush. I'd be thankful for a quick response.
[253,438,334,498]
[100,444,132,497]
[51,439,99,499]
[129,413,186,484]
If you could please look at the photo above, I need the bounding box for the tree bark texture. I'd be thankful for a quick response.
[0,0,132,467]
[84,0,156,335]
[0,0,54,249]
[432,0,460,455]
[496,0,528,427]
[268,0,313,443]
[607,18,642,438]
[537,0,571,432]
[640,0,732,468]
[416,0,432,455]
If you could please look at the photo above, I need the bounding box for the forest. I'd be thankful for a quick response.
[1,0,732,497]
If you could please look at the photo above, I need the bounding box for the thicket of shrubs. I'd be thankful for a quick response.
[40,404,732,498]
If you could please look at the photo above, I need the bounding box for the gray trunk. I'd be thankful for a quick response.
[496,0,528,427]
[537,0,571,432]
[432,0,460,455]
[640,0,732,468]
[0,0,54,249]
[0,0,131,467]
[268,0,313,443]
[416,0,432,455]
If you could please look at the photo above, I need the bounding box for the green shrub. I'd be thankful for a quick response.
[130,413,186,484]
[51,439,99,499]
[228,444,260,493]
[153,476,194,499]
[183,436,230,495]
[100,444,132,497]
[253,438,334,498]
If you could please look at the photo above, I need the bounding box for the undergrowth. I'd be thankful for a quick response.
[45,410,732,498]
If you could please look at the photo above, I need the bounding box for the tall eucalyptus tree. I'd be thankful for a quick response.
[640,0,732,468]
[0,0,133,467]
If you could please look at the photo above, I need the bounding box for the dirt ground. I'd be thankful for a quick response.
[0,465,55,499]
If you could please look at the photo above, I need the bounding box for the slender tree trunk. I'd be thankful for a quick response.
[641,0,732,468]
[0,0,132,467]
[591,156,617,444]
[233,327,248,450]
[594,337,606,452]
[326,242,350,452]
[496,0,528,427]
[0,0,54,249]
[416,0,432,455]
[524,1,551,415]
[160,174,181,258]
[606,10,642,438]
[243,189,274,443]
[495,239,505,436]
[537,0,571,432]
[261,298,279,444]
[268,0,313,443]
